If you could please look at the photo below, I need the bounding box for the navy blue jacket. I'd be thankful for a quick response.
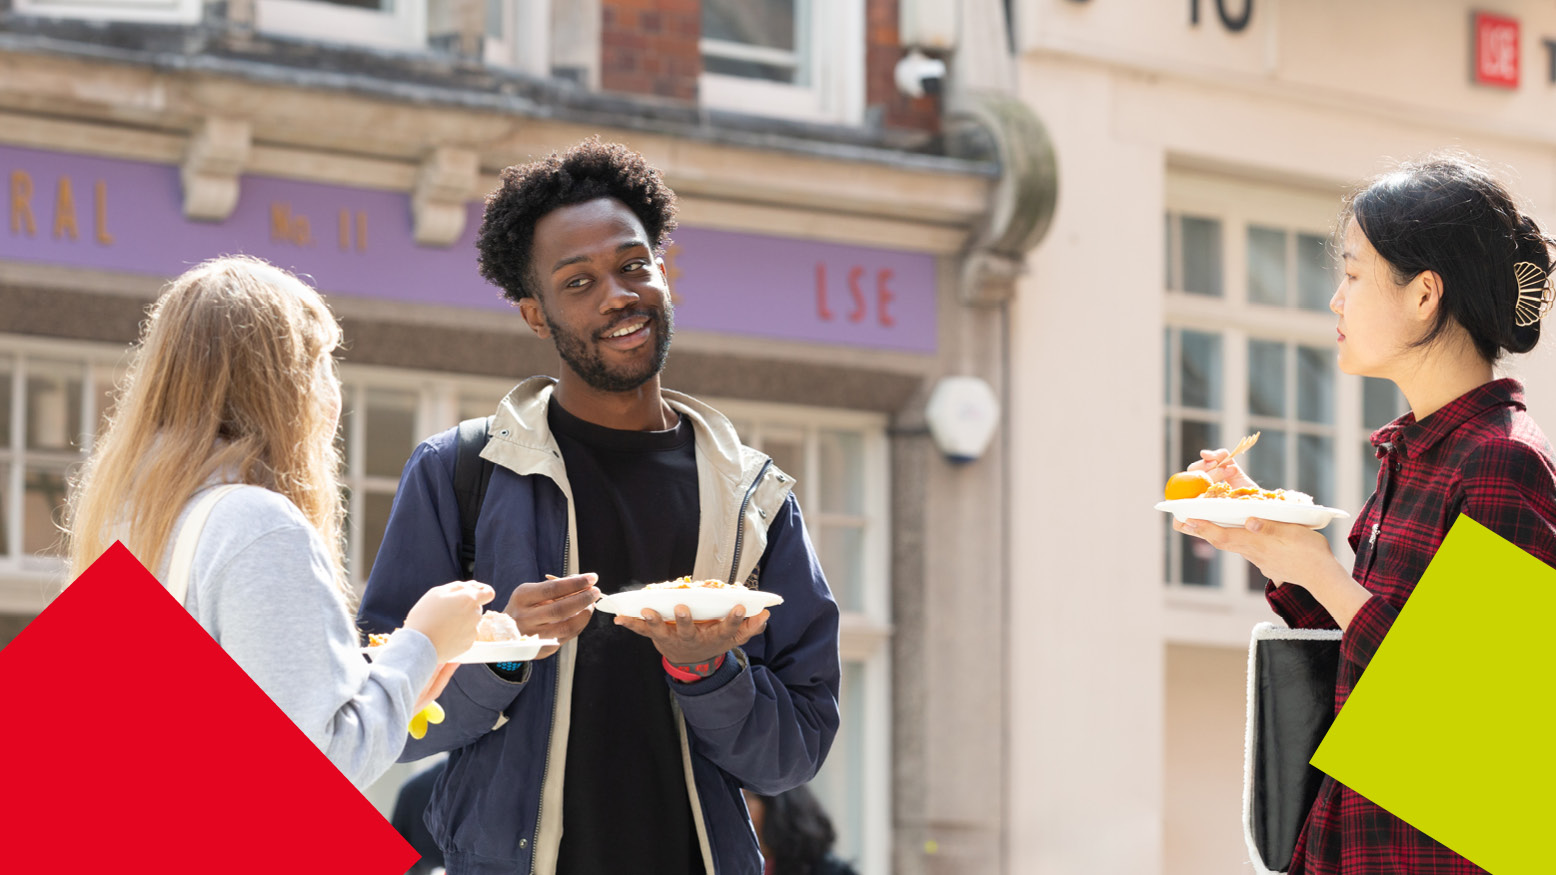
[359,379,841,875]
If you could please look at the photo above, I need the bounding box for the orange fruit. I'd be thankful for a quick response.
[1164,470,1213,500]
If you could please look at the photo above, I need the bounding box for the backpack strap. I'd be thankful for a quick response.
[453,415,496,580]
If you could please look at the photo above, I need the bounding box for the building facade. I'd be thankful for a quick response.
[1010,1,1556,873]
[0,1,1049,873]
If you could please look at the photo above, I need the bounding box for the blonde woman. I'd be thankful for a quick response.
[66,255,492,788]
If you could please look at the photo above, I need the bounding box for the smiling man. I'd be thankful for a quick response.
[358,139,842,875]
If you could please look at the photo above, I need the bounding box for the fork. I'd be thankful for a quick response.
[1211,431,1260,472]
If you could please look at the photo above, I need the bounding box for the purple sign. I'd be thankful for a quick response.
[0,144,937,352]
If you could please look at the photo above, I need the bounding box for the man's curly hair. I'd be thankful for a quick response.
[476,138,678,303]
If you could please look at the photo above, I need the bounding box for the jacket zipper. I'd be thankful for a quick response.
[726,459,772,588]
[528,530,570,875]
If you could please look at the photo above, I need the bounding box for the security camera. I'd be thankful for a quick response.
[894,48,947,99]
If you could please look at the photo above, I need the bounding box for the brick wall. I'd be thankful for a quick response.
[601,0,702,102]
[866,0,940,134]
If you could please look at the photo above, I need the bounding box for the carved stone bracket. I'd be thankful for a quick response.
[947,92,1058,307]
[181,116,251,222]
[413,146,479,247]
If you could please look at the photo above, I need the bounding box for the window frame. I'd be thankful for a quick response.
[255,0,428,52]
[699,395,891,875]
[698,0,867,127]
[12,0,200,25]
[0,335,126,615]
[1163,173,1395,644]
[482,0,552,75]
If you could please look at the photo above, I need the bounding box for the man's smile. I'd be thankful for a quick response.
[598,315,653,349]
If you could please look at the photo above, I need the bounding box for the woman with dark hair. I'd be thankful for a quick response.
[744,786,859,875]
[1175,153,1556,873]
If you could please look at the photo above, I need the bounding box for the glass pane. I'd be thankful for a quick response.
[1243,429,1286,492]
[1296,346,1334,425]
[1248,563,1268,593]
[0,463,8,556]
[308,0,391,10]
[703,57,800,81]
[1178,419,1220,479]
[337,405,353,472]
[23,463,70,557]
[818,430,864,515]
[92,369,121,449]
[808,659,866,865]
[1164,213,1175,289]
[486,0,502,38]
[1361,440,1382,499]
[1181,525,1221,587]
[1248,340,1286,417]
[1247,226,1287,306]
[817,523,864,613]
[703,0,796,51]
[26,361,83,452]
[1163,327,1172,405]
[762,436,804,483]
[1297,434,1334,504]
[1180,216,1223,297]
[362,490,397,584]
[1297,233,1336,312]
[363,389,418,479]
[0,357,11,448]
[0,613,33,653]
[1363,377,1405,428]
[1179,330,1222,410]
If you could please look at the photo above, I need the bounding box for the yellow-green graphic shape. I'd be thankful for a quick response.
[1311,514,1555,874]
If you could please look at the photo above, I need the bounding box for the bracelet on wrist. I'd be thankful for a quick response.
[663,653,725,683]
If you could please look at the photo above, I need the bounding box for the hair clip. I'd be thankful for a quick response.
[1513,261,1555,327]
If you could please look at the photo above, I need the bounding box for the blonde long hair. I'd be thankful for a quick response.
[66,256,348,596]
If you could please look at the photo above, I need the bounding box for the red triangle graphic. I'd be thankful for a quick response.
[0,542,420,874]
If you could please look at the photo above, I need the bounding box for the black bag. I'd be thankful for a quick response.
[453,415,496,579]
[1243,622,1342,874]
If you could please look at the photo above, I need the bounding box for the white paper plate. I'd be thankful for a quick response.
[449,638,556,664]
[1156,497,1350,530]
[594,587,784,622]
[365,637,556,664]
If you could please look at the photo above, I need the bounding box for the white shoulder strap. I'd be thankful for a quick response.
[164,484,245,606]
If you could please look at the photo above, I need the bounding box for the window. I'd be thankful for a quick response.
[699,0,866,126]
[718,399,890,875]
[0,338,124,614]
[336,367,515,593]
[256,0,426,51]
[13,0,200,25]
[482,0,550,73]
[1163,173,1406,615]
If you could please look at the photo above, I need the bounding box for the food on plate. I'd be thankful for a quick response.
[1200,482,1313,504]
[1164,470,1214,500]
[476,610,521,642]
[644,576,739,590]
[367,632,391,648]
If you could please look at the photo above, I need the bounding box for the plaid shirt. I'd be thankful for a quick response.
[1267,378,1556,874]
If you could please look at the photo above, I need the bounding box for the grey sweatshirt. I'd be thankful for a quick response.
[165,483,437,788]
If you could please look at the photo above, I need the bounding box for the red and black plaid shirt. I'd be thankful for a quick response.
[1268,377,1556,874]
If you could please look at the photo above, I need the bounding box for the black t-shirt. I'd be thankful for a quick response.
[548,400,705,875]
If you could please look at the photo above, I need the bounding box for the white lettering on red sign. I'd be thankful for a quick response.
[1475,12,1520,89]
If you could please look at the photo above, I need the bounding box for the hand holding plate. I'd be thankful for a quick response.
[614,604,770,667]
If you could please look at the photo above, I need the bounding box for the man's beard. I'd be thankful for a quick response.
[546,301,674,393]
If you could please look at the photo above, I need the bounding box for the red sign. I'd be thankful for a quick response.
[1474,12,1520,89]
